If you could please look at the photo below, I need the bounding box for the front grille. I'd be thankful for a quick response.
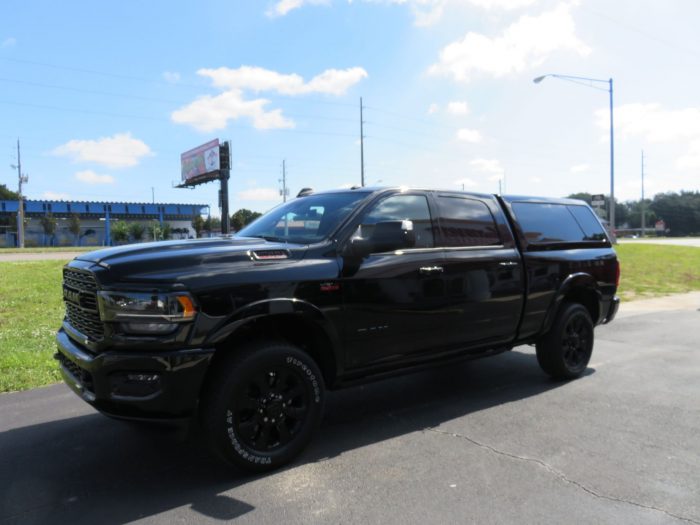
[63,268,104,341]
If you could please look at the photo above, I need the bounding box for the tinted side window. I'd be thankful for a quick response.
[361,194,434,248]
[568,205,607,241]
[511,202,586,243]
[435,196,501,247]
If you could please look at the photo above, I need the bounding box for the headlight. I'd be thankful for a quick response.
[97,291,197,335]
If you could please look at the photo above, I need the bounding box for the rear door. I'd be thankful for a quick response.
[433,193,524,347]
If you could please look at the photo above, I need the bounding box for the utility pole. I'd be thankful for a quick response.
[279,160,288,202]
[641,150,646,236]
[220,141,231,234]
[360,97,365,187]
[151,187,155,204]
[12,139,28,248]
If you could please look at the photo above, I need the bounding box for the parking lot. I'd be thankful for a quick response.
[1,304,699,525]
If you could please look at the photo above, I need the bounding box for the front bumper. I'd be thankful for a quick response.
[55,328,215,420]
[603,296,620,324]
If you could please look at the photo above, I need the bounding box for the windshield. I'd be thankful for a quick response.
[236,192,368,244]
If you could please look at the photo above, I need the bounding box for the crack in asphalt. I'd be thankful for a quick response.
[427,427,699,525]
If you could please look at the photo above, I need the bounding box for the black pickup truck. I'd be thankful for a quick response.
[56,187,619,471]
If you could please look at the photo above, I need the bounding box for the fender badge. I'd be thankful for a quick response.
[320,282,340,292]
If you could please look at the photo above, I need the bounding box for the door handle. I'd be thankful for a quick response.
[498,261,519,267]
[419,266,444,275]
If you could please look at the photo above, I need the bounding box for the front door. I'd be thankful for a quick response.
[340,192,449,368]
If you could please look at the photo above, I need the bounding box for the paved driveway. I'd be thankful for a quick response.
[1,305,699,524]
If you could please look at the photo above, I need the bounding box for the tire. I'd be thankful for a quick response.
[536,302,594,379]
[200,341,325,472]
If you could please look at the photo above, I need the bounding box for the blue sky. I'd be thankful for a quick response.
[1,0,699,216]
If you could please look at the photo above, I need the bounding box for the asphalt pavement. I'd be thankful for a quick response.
[1,305,699,524]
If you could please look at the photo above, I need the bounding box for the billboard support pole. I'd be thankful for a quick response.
[220,141,230,234]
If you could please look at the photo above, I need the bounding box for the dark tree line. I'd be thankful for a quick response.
[568,191,700,236]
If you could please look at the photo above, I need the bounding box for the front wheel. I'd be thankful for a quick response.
[536,302,594,379]
[201,342,325,472]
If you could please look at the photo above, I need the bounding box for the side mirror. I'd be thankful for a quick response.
[344,220,416,258]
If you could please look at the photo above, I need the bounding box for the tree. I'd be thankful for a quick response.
[649,191,700,236]
[0,184,19,200]
[111,220,129,243]
[129,222,145,242]
[40,213,58,246]
[192,215,205,238]
[68,214,81,245]
[204,216,221,234]
[162,222,172,240]
[231,209,262,231]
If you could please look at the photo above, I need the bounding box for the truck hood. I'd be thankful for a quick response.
[74,237,309,287]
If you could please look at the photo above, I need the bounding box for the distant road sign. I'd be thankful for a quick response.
[591,193,605,206]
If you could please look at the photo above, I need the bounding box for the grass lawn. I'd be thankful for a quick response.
[0,244,698,392]
[0,260,66,392]
[0,246,98,254]
[615,244,700,301]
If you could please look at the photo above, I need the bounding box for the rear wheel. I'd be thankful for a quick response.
[536,302,594,379]
[201,341,325,472]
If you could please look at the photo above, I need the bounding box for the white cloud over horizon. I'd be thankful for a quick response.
[52,133,153,168]
[596,103,700,170]
[75,170,115,184]
[1,37,16,48]
[447,101,470,115]
[428,3,590,82]
[456,128,482,143]
[172,66,367,132]
[266,0,539,25]
[237,187,281,201]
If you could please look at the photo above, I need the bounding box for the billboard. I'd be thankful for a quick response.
[181,139,220,184]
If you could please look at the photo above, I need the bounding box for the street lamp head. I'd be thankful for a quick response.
[533,75,547,84]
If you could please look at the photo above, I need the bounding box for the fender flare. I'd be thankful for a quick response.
[542,273,602,334]
[206,298,343,378]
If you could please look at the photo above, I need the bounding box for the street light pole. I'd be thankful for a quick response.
[533,74,615,231]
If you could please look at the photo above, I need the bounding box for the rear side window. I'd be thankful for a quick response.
[512,202,594,243]
[568,205,607,241]
[435,196,501,247]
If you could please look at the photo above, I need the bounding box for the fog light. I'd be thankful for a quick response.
[121,322,177,335]
[110,372,162,398]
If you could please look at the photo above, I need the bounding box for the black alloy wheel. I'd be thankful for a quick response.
[232,367,310,452]
[201,342,325,472]
[536,302,594,379]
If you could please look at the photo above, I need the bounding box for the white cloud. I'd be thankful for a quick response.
[454,177,477,188]
[266,0,329,17]
[456,128,482,143]
[172,92,294,132]
[570,163,589,173]
[427,103,439,115]
[163,71,181,83]
[265,0,537,25]
[42,191,70,200]
[198,66,367,96]
[596,103,700,171]
[677,139,700,170]
[172,66,367,132]
[529,176,542,183]
[470,158,503,174]
[75,170,114,184]
[428,3,590,82]
[237,188,281,201]
[52,133,153,168]
[598,103,700,143]
[1,37,16,48]
[447,101,470,116]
